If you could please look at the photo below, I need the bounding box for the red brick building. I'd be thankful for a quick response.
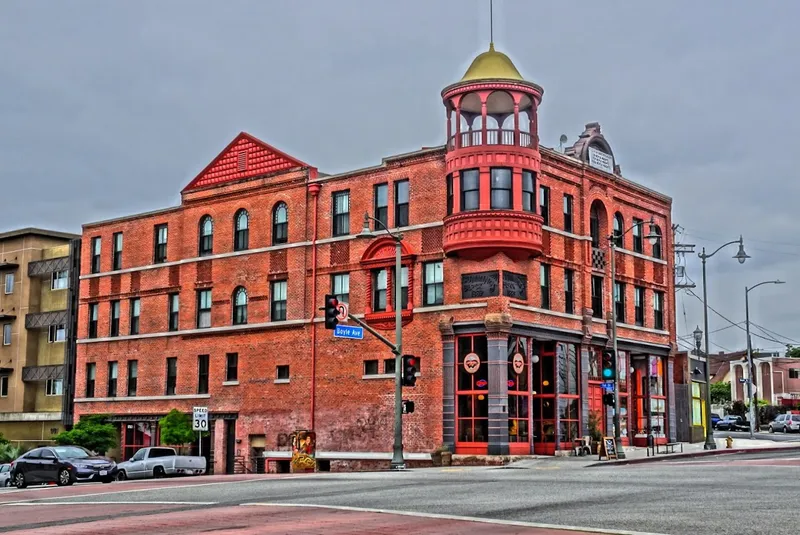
[74,43,676,472]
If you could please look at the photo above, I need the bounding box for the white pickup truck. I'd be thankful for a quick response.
[116,447,206,480]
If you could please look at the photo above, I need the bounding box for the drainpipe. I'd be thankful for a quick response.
[308,183,321,431]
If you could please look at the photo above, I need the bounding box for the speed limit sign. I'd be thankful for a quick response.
[192,407,208,431]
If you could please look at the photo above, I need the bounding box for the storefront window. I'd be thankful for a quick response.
[457,335,489,443]
[588,348,601,381]
[632,355,667,440]
[508,336,529,443]
[532,341,556,448]
[691,382,703,427]
[557,343,580,444]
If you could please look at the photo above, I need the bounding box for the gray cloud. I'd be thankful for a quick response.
[1,0,798,351]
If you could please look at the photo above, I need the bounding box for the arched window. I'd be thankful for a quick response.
[590,205,601,247]
[613,213,624,248]
[652,225,663,259]
[199,216,213,256]
[232,287,248,325]
[234,209,249,251]
[272,202,288,245]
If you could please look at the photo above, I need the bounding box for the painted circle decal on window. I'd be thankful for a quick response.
[512,352,525,375]
[507,379,515,388]
[476,379,488,388]
[463,353,481,374]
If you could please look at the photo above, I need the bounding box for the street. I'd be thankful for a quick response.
[716,430,800,442]
[0,450,799,534]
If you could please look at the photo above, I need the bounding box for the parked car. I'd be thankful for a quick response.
[0,464,11,487]
[10,446,117,488]
[714,414,748,431]
[115,447,206,481]
[710,413,722,428]
[769,414,800,433]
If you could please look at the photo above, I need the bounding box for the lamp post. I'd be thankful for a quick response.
[744,279,785,439]
[698,236,749,449]
[359,213,405,470]
[609,217,660,460]
[692,326,708,434]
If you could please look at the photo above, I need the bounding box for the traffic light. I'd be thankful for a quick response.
[402,354,418,387]
[402,400,415,414]
[601,350,616,382]
[603,392,616,407]
[324,295,339,330]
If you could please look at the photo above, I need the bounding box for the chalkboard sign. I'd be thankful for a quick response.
[502,271,527,300]
[599,436,618,460]
[461,271,500,299]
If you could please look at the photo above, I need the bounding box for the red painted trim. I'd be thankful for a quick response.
[182,132,317,193]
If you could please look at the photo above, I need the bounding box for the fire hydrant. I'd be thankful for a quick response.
[726,436,734,449]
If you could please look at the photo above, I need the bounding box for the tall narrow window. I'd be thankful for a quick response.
[166,357,178,395]
[91,237,101,273]
[539,186,550,225]
[460,169,480,211]
[0,376,7,397]
[109,300,120,337]
[271,280,287,321]
[635,286,645,326]
[112,232,123,270]
[615,282,626,323]
[331,273,350,304]
[372,269,387,312]
[424,261,444,306]
[154,224,168,263]
[652,225,662,259]
[2,324,10,346]
[127,360,138,397]
[395,180,409,227]
[591,276,603,318]
[129,298,140,335]
[564,269,574,315]
[168,293,179,332]
[3,274,12,295]
[196,290,211,329]
[332,191,350,237]
[273,202,288,245]
[613,213,624,248]
[563,194,574,233]
[654,291,665,330]
[490,168,512,209]
[197,355,209,394]
[226,353,238,382]
[48,324,66,343]
[393,266,409,310]
[233,287,248,325]
[107,361,118,397]
[540,264,551,310]
[85,363,96,397]
[374,183,388,229]
[88,303,98,339]
[590,205,601,247]
[52,270,68,290]
[632,217,644,253]
[198,216,213,256]
[234,209,249,251]
[446,174,454,215]
[522,171,535,213]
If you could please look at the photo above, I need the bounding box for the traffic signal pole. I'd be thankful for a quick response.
[609,239,627,459]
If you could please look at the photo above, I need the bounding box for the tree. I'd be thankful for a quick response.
[0,444,23,463]
[786,345,800,359]
[158,409,196,446]
[710,382,731,405]
[53,415,117,455]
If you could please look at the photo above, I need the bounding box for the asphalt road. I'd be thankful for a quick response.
[715,430,800,442]
[1,450,798,535]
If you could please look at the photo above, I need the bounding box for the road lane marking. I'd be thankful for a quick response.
[4,501,217,506]
[0,476,304,506]
[241,502,670,535]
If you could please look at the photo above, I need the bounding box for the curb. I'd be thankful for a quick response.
[587,444,800,467]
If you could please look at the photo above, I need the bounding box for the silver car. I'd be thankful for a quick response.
[769,414,800,433]
[0,464,11,487]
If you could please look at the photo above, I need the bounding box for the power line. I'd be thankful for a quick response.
[683,289,784,346]
[678,321,744,340]
[750,322,800,346]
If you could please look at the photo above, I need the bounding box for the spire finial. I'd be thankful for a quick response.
[490,0,494,46]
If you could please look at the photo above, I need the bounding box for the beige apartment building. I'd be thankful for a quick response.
[0,228,80,446]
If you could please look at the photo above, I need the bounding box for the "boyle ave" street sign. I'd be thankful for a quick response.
[333,324,364,340]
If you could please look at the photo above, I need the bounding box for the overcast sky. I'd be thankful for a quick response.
[1,1,798,353]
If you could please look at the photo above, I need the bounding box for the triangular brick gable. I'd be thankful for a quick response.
[182,132,316,192]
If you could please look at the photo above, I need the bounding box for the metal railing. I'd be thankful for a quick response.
[448,129,535,150]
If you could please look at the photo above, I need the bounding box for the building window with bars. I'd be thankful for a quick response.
[332,191,350,237]
[271,280,287,321]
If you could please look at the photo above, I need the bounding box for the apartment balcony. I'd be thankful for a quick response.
[443,210,543,261]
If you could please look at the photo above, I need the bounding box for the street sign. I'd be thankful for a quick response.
[738,378,750,384]
[333,324,364,340]
[601,381,615,391]
[192,406,208,432]
[336,301,349,322]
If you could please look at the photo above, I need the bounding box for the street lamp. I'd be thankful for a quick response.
[359,213,406,470]
[609,217,660,460]
[744,279,785,439]
[692,326,703,354]
[698,235,749,450]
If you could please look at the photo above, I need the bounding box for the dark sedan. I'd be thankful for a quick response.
[10,446,117,488]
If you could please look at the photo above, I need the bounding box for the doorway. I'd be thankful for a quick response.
[224,420,236,475]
